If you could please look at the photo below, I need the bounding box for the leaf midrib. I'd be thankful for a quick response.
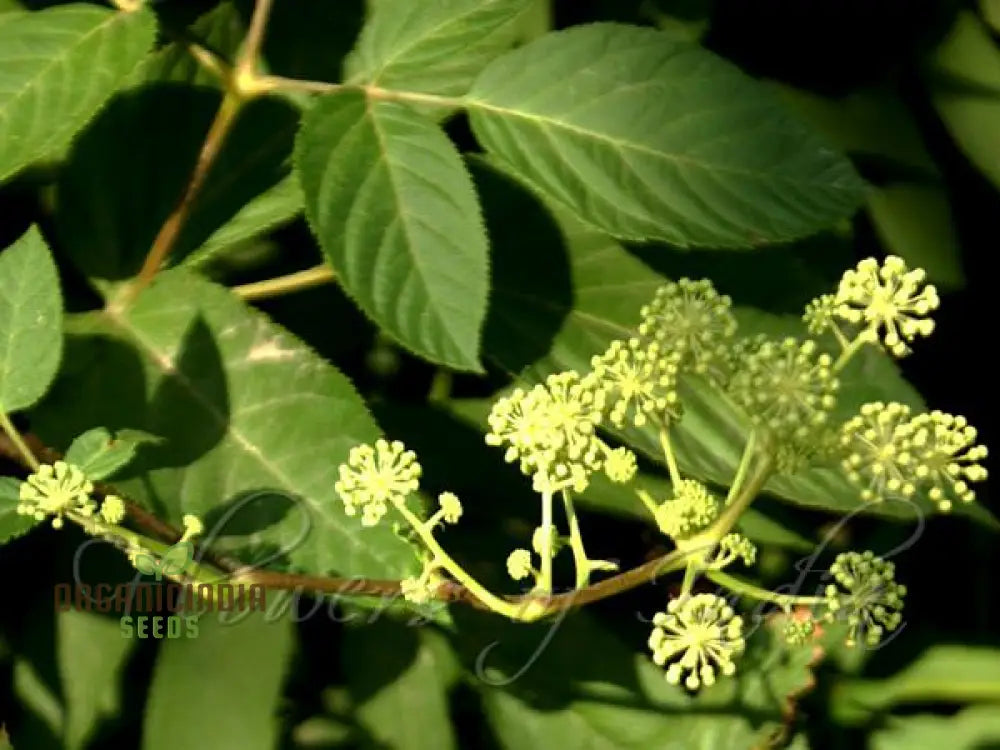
[102,304,393,574]
[465,98,858,191]
[363,98,467,359]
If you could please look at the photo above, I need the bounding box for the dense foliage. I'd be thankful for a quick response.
[0,1,997,749]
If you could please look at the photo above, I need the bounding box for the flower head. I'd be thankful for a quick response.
[654,480,720,541]
[437,492,463,524]
[803,294,837,335]
[604,446,638,484]
[591,338,680,428]
[637,279,737,379]
[486,372,607,493]
[834,256,939,357]
[17,461,96,529]
[99,495,126,525]
[728,337,839,471]
[910,412,988,511]
[334,439,421,526]
[840,402,918,502]
[783,617,816,646]
[180,514,204,543]
[506,548,534,581]
[823,551,906,648]
[714,533,757,568]
[648,593,745,690]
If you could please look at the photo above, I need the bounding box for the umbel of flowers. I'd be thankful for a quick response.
[328,255,987,692]
[20,257,985,695]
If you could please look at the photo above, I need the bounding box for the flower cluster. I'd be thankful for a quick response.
[823,551,905,647]
[485,371,635,493]
[712,533,757,569]
[590,338,680,428]
[506,548,535,581]
[833,256,939,357]
[648,593,745,690]
[840,402,987,510]
[17,461,96,529]
[334,439,421,526]
[400,557,445,605]
[728,337,839,472]
[638,279,738,380]
[653,480,720,542]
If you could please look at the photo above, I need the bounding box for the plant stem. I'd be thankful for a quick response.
[538,490,554,594]
[0,431,700,621]
[725,430,757,506]
[427,369,453,404]
[683,443,774,554]
[658,426,682,485]
[235,0,273,77]
[115,90,243,310]
[636,488,660,518]
[680,559,699,596]
[391,499,528,620]
[0,411,38,470]
[255,75,465,109]
[561,490,591,589]
[706,569,823,607]
[231,265,336,301]
[833,333,867,373]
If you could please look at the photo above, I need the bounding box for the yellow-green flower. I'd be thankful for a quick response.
[910,411,988,511]
[654,480,720,541]
[834,256,939,357]
[637,278,737,379]
[728,337,838,471]
[648,593,745,690]
[99,495,126,525]
[840,402,918,502]
[803,294,837,335]
[437,492,463,524]
[17,461,96,529]
[591,338,680,428]
[486,372,608,493]
[824,551,905,648]
[506,548,534,581]
[334,439,421,526]
[603,446,638,484]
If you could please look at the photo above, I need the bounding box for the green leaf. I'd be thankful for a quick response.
[131,2,245,89]
[776,84,938,177]
[0,475,36,544]
[183,175,303,271]
[459,611,816,750]
[59,610,135,750]
[33,270,418,579]
[0,226,63,413]
[142,605,294,750]
[472,160,991,524]
[296,90,489,371]
[0,4,156,184]
[866,183,965,290]
[56,86,299,281]
[871,707,1000,750]
[10,609,135,750]
[345,0,530,97]
[344,621,458,750]
[466,23,865,248]
[929,12,1000,193]
[832,646,1000,724]
[64,426,160,481]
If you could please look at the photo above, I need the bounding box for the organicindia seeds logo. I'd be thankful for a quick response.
[53,540,267,639]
